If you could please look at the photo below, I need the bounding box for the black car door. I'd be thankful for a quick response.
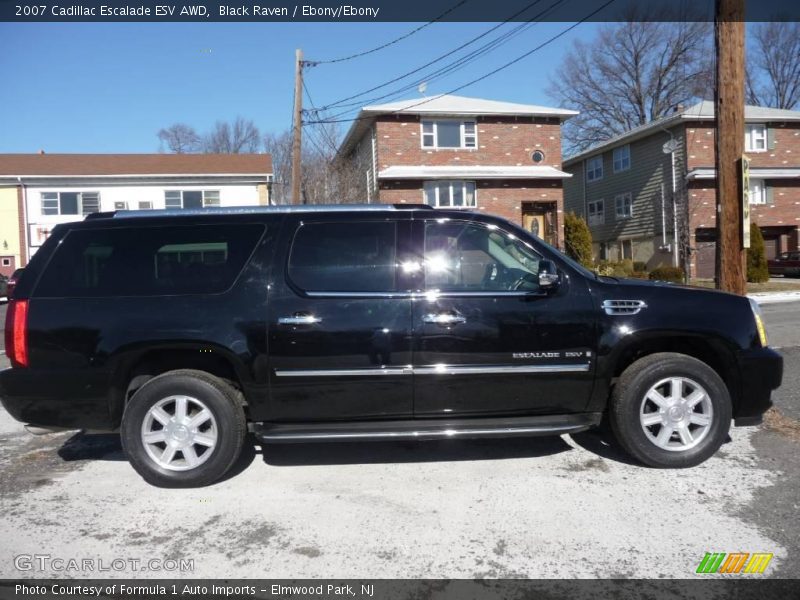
[266,214,415,421]
[411,218,596,417]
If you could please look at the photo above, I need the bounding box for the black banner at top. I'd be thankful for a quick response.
[1,0,799,23]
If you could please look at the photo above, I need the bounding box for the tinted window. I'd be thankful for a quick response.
[288,221,396,293]
[60,192,79,215]
[424,221,542,292]
[183,191,203,209]
[35,224,264,297]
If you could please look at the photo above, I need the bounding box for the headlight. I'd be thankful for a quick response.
[748,297,769,347]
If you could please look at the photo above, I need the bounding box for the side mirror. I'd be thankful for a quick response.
[538,260,560,291]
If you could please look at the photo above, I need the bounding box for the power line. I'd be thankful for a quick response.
[308,0,469,65]
[302,79,341,153]
[306,0,618,126]
[316,0,566,123]
[313,0,548,112]
[304,125,330,157]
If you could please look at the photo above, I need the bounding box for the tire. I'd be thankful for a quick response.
[609,353,732,468]
[121,369,246,487]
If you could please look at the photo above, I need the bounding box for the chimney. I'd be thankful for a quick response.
[675,104,685,114]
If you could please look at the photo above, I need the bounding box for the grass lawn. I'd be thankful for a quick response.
[689,279,800,293]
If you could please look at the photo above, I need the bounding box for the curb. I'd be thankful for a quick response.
[748,291,800,305]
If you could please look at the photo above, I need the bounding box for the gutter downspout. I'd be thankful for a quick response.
[661,183,667,247]
[660,127,680,268]
[17,177,29,266]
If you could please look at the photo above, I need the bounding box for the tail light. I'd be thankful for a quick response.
[4,299,29,367]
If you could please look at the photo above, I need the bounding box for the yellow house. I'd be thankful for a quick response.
[0,185,22,276]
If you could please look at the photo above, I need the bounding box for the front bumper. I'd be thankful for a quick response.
[734,347,783,426]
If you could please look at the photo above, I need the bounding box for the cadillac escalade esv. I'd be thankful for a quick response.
[0,205,783,487]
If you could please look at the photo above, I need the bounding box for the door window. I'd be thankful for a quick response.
[424,221,542,293]
[288,221,397,293]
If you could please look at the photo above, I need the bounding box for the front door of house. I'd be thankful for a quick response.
[522,204,556,246]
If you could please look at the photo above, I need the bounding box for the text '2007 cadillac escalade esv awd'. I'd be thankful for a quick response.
[0,204,783,487]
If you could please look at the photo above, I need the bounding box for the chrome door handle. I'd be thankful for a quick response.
[423,312,466,325]
[278,314,321,325]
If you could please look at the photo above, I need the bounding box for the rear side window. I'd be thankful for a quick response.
[34,224,264,297]
[288,221,397,293]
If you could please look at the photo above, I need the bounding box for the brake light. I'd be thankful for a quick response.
[4,299,29,367]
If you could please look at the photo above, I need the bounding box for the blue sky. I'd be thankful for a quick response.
[0,21,599,153]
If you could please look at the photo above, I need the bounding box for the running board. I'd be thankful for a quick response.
[251,413,601,443]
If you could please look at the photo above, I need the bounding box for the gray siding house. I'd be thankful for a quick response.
[564,119,686,269]
[563,117,687,269]
[563,101,800,277]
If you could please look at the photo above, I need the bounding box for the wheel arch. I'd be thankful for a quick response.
[108,343,250,427]
[599,332,742,414]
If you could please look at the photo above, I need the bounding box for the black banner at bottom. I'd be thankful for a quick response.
[1,579,798,600]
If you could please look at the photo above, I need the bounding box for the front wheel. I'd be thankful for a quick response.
[121,370,246,487]
[610,353,732,468]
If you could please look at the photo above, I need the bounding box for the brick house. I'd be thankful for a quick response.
[0,153,273,265]
[563,101,800,277]
[338,94,577,248]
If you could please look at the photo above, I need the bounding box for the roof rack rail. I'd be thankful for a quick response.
[84,211,117,220]
[88,203,434,219]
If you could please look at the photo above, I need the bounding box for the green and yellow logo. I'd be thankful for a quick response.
[696,552,773,574]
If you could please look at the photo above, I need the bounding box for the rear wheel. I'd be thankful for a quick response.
[121,370,246,487]
[610,353,731,468]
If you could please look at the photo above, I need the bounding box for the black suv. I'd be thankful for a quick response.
[0,205,783,487]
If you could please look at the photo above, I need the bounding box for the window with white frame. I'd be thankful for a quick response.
[615,193,633,219]
[745,124,767,152]
[41,192,100,216]
[423,181,477,208]
[421,120,477,149]
[587,199,605,226]
[613,144,631,172]
[586,156,603,182]
[138,200,153,210]
[749,178,767,204]
[164,190,221,209]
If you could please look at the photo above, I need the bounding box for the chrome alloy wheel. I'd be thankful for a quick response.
[639,377,713,452]
[141,395,218,471]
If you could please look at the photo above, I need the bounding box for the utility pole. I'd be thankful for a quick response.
[713,0,746,294]
[291,48,304,205]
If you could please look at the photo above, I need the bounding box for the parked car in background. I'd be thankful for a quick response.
[6,268,24,298]
[768,252,800,277]
[0,205,783,487]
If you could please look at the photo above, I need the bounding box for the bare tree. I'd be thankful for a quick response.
[262,131,293,204]
[265,123,367,205]
[202,117,261,154]
[747,22,800,109]
[157,123,201,153]
[548,19,713,154]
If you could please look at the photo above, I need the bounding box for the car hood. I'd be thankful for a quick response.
[595,276,750,310]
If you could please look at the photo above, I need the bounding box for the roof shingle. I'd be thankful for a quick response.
[0,153,272,176]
